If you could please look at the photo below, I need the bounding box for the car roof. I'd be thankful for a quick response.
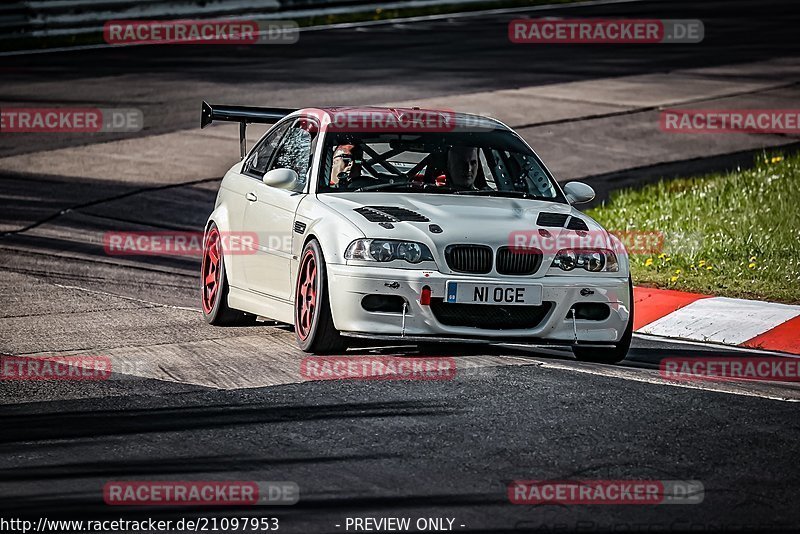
[294,106,510,132]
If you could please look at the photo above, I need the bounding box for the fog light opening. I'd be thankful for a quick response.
[361,294,406,313]
[566,303,611,321]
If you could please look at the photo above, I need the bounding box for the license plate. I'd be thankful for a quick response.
[445,282,543,305]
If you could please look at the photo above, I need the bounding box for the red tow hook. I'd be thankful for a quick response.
[420,286,432,306]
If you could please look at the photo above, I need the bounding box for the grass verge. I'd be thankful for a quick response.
[586,152,800,304]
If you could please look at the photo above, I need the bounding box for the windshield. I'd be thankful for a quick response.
[318,130,565,202]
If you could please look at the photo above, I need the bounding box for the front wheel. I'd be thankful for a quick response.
[294,240,345,353]
[572,278,634,364]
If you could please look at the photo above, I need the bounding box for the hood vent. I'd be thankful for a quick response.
[537,212,569,227]
[536,212,589,231]
[567,217,589,231]
[354,206,430,223]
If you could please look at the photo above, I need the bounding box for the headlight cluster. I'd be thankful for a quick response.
[345,239,434,264]
[551,248,619,272]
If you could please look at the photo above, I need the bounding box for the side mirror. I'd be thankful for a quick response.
[563,181,595,204]
[263,168,299,189]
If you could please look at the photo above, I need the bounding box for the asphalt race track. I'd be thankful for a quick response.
[2,0,800,532]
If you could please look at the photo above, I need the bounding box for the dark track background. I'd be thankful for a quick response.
[1,1,800,532]
[2,0,799,156]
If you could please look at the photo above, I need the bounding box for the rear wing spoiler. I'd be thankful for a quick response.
[201,101,296,159]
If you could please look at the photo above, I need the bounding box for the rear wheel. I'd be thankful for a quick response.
[572,278,634,364]
[201,223,256,326]
[295,240,345,353]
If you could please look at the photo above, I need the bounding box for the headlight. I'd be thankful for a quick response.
[345,239,434,264]
[551,248,618,272]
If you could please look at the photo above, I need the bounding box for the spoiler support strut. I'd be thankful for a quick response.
[201,101,296,159]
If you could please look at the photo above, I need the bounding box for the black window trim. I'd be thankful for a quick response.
[243,115,321,194]
[242,118,294,181]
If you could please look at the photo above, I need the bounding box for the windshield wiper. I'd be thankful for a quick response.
[455,190,541,199]
[354,182,458,193]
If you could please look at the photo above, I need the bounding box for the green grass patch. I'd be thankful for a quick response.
[586,152,800,304]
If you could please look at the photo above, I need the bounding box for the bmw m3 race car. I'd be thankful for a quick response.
[200,102,633,363]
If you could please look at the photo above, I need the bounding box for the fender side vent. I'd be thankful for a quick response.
[294,221,307,234]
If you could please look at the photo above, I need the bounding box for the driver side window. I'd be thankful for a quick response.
[244,121,291,178]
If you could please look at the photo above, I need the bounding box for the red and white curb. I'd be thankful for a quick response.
[634,287,800,355]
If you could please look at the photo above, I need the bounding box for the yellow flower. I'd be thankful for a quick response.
[645,258,654,267]
[670,276,678,282]
[770,156,784,164]
[675,269,682,274]
[665,257,672,262]
[748,263,756,269]
[706,265,713,270]
[658,253,667,259]
[698,260,706,266]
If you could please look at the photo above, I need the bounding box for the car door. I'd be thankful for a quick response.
[224,120,292,284]
[242,117,317,300]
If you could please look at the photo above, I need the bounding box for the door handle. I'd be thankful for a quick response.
[246,192,257,202]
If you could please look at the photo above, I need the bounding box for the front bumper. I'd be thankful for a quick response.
[326,264,631,344]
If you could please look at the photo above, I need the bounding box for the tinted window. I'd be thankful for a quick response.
[316,131,563,202]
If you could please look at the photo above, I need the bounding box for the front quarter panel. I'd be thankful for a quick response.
[291,195,366,302]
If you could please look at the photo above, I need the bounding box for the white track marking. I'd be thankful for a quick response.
[298,0,644,31]
[640,297,800,345]
[52,282,202,313]
[0,0,644,57]
[504,355,800,403]
[633,333,800,359]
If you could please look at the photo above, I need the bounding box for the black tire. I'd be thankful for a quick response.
[201,223,257,326]
[572,277,634,364]
[294,239,345,353]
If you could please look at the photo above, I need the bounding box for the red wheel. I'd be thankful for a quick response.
[201,222,255,326]
[294,240,344,353]
[201,227,222,315]
[296,248,317,341]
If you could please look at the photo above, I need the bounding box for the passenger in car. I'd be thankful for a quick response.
[446,146,480,190]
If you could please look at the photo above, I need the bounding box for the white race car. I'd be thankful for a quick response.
[200,102,633,363]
